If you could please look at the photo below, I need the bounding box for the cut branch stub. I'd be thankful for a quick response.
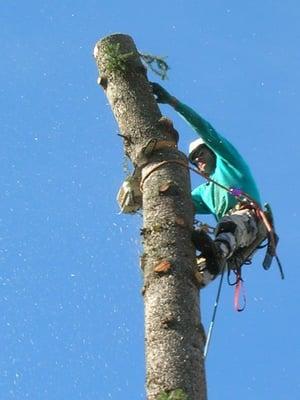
[154,260,172,273]
[158,181,180,196]
[158,116,179,144]
[174,216,187,227]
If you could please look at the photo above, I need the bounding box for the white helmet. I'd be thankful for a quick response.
[188,137,206,162]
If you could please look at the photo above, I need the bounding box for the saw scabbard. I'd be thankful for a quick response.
[116,135,178,214]
[116,172,142,214]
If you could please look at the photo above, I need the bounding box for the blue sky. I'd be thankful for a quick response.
[1,1,300,399]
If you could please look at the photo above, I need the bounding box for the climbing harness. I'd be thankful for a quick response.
[189,165,284,281]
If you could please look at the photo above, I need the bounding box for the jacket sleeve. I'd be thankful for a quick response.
[174,101,244,168]
[191,188,211,215]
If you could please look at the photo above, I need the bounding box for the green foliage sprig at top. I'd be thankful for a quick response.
[103,41,170,79]
[106,43,170,80]
[104,42,134,74]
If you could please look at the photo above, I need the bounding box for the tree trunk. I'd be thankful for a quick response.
[94,34,207,400]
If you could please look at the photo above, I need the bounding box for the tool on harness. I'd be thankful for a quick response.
[262,203,284,279]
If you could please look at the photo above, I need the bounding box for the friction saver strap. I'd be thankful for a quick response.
[140,159,188,192]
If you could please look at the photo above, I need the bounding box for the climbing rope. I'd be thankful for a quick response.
[203,264,226,359]
[140,159,188,192]
[139,52,169,80]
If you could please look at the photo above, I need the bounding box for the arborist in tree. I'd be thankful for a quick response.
[151,82,263,286]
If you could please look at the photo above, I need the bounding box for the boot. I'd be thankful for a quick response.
[194,256,217,288]
[192,230,227,286]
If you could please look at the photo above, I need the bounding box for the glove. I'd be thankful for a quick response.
[151,82,173,104]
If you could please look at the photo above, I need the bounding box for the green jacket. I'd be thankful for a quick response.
[174,101,261,221]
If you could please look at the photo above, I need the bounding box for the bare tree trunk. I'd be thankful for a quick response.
[94,34,207,400]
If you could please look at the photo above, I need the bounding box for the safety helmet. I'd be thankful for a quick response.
[188,137,206,162]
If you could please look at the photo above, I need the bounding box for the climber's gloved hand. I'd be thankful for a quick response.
[151,82,174,104]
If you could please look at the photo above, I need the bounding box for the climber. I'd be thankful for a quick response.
[151,82,263,286]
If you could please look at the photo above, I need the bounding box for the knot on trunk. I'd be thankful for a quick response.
[158,117,179,144]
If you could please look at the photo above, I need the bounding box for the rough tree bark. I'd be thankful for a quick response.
[94,34,207,400]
